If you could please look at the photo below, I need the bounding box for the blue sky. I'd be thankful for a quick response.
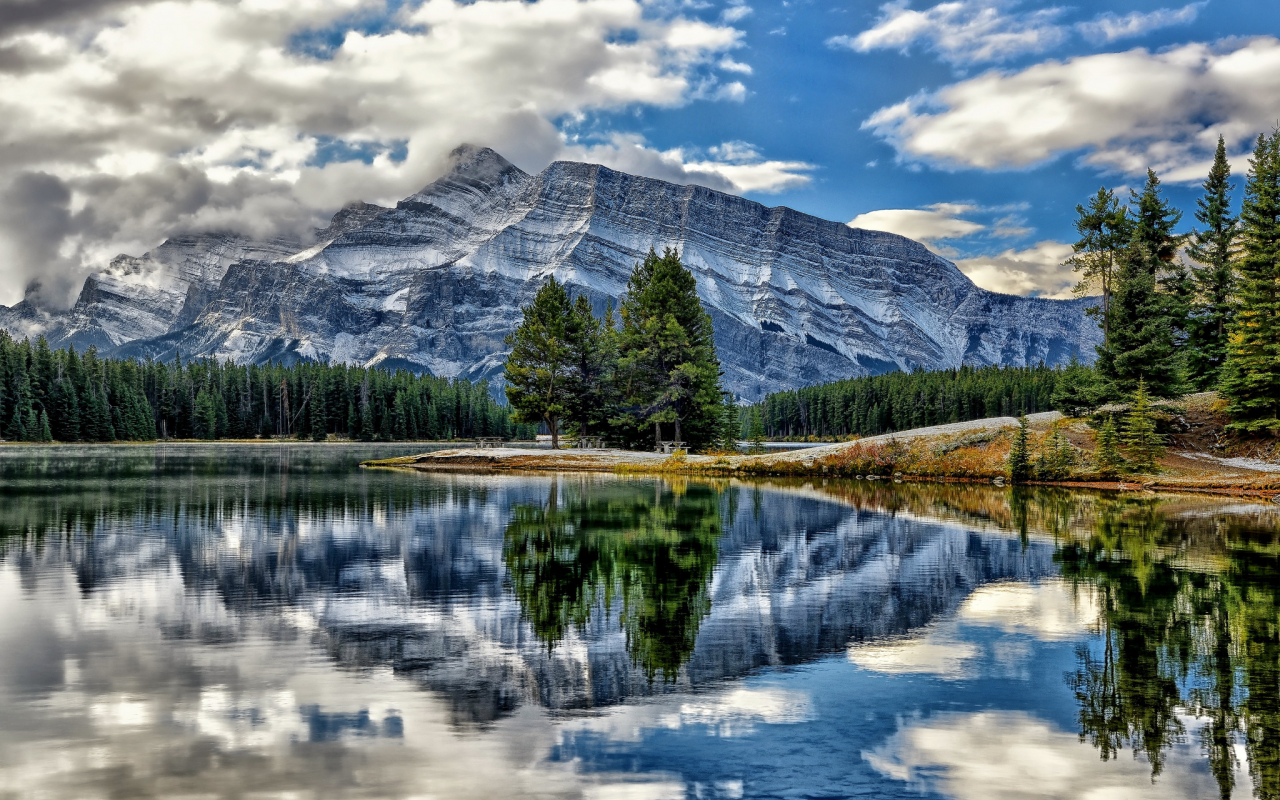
[1,0,1277,305]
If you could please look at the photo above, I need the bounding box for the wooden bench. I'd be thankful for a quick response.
[654,440,686,454]
[474,437,506,449]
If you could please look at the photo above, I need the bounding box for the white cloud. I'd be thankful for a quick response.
[721,3,752,23]
[849,202,984,246]
[831,0,1207,67]
[953,240,1077,298]
[865,710,1230,800]
[718,57,753,73]
[564,134,814,193]
[863,37,1280,178]
[0,0,796,307]
[1078,2,1205,44]
[830,0,1067,66]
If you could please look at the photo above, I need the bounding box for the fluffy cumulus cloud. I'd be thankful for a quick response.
[863,37,1280,179]
[828,0,1068,65]
[830,0,1205,66]
[953,241,1077,298]
[1077,2,1206,44]
[0,0,804,308]
[850,203,985,249]
[849,201,1042,270]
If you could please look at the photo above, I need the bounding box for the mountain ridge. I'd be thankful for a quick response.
[1,144,1100,400]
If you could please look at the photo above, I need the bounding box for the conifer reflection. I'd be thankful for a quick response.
[1059,497,1280,800]
[503,478,723,680]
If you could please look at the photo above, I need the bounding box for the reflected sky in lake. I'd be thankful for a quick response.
[0,445,1276,799]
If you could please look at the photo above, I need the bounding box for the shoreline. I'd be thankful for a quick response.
[362,449,1280,501]
[362,405,1280,501]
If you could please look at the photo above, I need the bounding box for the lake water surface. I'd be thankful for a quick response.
[1,444,1278,799]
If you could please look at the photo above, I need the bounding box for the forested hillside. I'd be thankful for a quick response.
[0,331,531,442]
[752,364,1060,440]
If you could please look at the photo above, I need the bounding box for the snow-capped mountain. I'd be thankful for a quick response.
[0,145,1100,400]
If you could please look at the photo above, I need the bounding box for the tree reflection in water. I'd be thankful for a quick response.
[503,478,724,681]
[1058,495,1280,800]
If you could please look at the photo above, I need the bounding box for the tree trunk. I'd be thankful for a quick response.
[548,413,559,449]
[674,417,681,444]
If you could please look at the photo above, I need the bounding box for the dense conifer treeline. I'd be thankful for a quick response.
[753,364,1060,439]
[0,331,532,442]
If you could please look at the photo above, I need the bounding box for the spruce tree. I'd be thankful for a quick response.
[52,378,80,442]
[748,407,766,453]
[1186,136,1239,390]
[614,248,724,450]
[504,276,574,448]
[562,295,616,439]
[1221,131,1280,433]
[1094,415,1124,476]
[1050,355,1098,415]
[1121,380,1165,473]
[1068,187,1130,347]
[194,388,218,440]
[311,380,328,441]
[1096,233,1181,398]
[1008,416,1031,482]
[37,410,52,443]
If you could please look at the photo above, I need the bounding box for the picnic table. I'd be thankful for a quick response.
[654,440,686,454]
[574,436,606,449]
[474,437,506,449]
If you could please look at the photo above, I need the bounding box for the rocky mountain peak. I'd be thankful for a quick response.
[1,145,1101,399]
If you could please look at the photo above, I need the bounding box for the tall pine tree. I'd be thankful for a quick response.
[1095,170,1186,399]
[504,276,575,448]
[1186,136,1239,389]
[1221,131,1280,433]
[562,295,617,439]
[1068,187,1130,347]
[614,248,724,450]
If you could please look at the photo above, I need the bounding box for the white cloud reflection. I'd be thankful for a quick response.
[865,710,1230,800]
[848,580,1097,679]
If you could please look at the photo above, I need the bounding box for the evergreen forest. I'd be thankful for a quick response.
[751,363,1061,440]
[0,331,532,442]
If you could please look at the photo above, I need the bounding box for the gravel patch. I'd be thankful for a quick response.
[753,412,1063,466]
[1180,452,1280,474]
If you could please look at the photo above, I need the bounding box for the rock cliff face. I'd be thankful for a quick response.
[1,145,1100,399]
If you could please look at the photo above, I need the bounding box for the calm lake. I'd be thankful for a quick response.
[1,444,1277,800]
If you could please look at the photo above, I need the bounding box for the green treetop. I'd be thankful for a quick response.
[1129,168,1186,266]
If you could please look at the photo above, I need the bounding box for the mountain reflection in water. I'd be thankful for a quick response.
[1,445,1279,799]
